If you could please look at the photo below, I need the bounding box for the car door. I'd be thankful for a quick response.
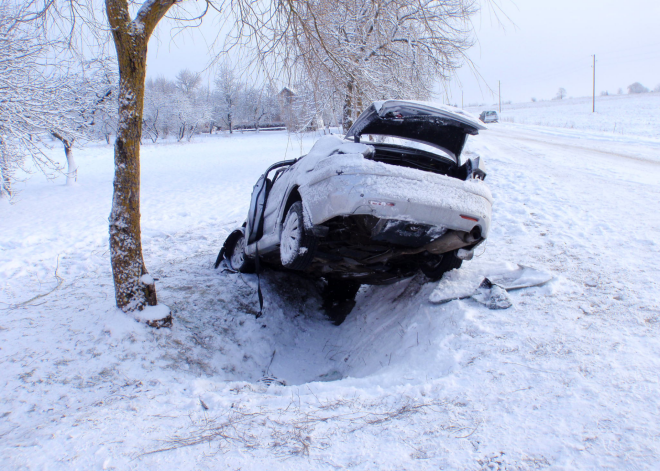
[245,173,272,245]
[245,159,298,247]
[261,164,296,241]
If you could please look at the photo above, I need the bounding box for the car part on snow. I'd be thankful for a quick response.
[420,250,463,281]
[322,278,362,325]
[471,278,512,309]
[258,375,287,386]
[465,156,487,180]
[486,265,554,291]
[280,201,318,270]
[428,265,554,307]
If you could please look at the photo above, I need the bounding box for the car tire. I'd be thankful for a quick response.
[225,230,255,273]
[322,278,361,325]
[280,201,317,270]
[420,250,463,281]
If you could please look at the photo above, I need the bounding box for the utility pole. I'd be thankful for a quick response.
[498,80,501,113]
[592,54,596,113]
[462,91,464,109]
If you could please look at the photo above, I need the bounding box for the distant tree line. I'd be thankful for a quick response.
[140,66,335,143]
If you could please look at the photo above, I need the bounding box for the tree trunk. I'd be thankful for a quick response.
[0,138,11,199]
[356,87,363,120]
[52,132,77,185]
[64,142,77,185]
[342,80,354,133]
[106,0,175,312]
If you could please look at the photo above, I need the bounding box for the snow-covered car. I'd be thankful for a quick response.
[219,100,492,301]
[479,110,499,123]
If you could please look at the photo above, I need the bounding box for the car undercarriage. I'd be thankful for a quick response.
[256,213,484,285]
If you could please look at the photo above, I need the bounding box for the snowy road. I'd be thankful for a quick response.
[1,125,660,469]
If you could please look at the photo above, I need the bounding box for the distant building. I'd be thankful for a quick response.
[278,87,324,132]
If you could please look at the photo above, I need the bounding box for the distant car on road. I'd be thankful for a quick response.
[479,110,499,123]
[218,100,492,321]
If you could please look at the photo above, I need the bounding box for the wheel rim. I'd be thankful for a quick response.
[230,235,246,269]
[280,211,301,265]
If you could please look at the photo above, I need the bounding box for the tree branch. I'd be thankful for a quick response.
[135,0,179,38]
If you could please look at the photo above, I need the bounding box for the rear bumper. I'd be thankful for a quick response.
[300,173,492,237]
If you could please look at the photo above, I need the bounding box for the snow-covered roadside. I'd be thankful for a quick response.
[468,92,660,139]
[1,124,660,469]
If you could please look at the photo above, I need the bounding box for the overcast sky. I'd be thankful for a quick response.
[146,0,660,105]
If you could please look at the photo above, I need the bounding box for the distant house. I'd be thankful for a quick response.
[278,87,296,105]
[278,87,296,131]
[278,87,324,132]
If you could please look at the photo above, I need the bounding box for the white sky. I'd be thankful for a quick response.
[146,0,660,105]
[449,0,660,105]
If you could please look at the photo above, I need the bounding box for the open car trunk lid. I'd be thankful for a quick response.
[345,100,486,160]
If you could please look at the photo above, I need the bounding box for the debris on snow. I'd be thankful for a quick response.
[471,278,513,309]
[428,264,553,307]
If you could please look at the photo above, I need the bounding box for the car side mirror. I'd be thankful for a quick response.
[466,157,487,181]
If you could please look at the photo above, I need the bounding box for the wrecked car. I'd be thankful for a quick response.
[218,100,492,319]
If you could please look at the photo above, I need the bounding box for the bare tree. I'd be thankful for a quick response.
[214,65,242,134]
[0,2,100,195]
[555,87,567,100]
[144,76,178,141]
[175,69,202,94]
[228,0,480,131]
[51,61,118,185]
[627,82,649,94]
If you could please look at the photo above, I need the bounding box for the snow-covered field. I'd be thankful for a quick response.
[467,92,660,139]
[2,99,660,469]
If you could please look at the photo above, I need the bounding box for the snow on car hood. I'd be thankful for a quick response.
[294,136,492,205]
[294,135,374,174]
[345,100,486,159]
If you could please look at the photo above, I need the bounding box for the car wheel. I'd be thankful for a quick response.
[280,201,317,270]
[420,250,463,281]
[322,278,361,325]
[225,231,255,273]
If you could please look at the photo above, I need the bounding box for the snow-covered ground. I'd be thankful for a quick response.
[467,92,660,139]
[2,101,660,469]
